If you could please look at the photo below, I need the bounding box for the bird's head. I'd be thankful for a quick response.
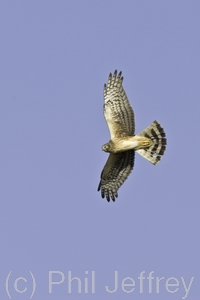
[102,143,111,152]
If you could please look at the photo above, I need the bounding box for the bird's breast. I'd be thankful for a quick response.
[112,136,151,152]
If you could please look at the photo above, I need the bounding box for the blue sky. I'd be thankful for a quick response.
[0,1,200,299]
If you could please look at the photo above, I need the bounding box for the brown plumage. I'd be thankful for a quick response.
[98,70,167,202]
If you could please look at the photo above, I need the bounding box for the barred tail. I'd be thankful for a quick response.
[136,120,167,165]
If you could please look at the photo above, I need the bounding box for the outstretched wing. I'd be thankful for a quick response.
[104,70,135,138]
[98,150,135,202]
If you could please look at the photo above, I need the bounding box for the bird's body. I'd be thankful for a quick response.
[102,136,152,153]
[98,70,167,202]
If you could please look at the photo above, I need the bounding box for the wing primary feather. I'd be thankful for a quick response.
[118,71,122,78]
[97,182,101,191]
[98,151,135,201]
[103,70,135,138]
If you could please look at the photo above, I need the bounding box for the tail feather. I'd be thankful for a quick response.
[136,120,167,165]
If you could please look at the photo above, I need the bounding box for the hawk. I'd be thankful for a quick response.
[98,70,167,202]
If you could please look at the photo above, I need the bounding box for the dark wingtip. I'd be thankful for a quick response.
[118,71,122,77]
[111,195,115,202]
[97,182,101,191]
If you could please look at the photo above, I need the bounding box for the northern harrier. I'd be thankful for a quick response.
[98,70,167,202]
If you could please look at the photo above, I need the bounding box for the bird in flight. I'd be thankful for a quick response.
[98,70,167,202]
